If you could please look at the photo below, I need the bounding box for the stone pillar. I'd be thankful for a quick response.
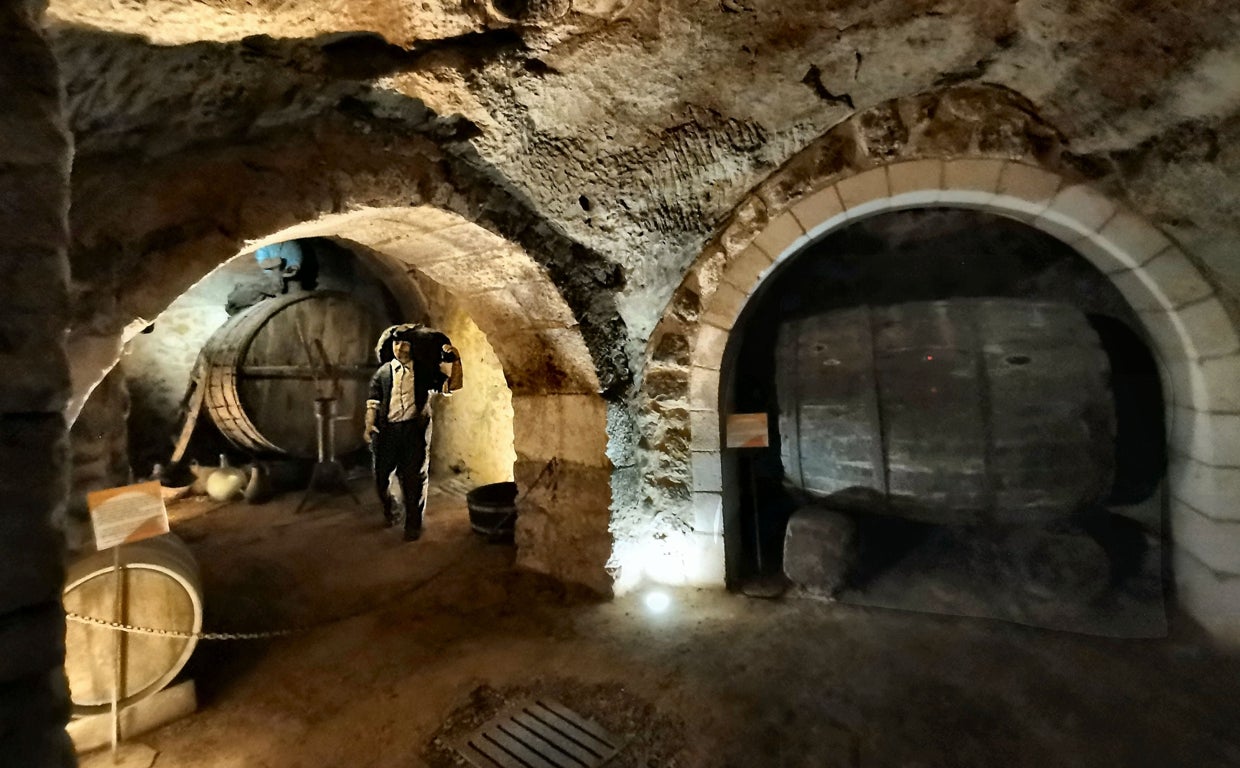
[0,0,76,764]
[512,394,613,594]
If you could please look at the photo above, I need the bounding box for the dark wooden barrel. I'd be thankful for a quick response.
[775,299,1115,526]
[63,534,202,715]
[202,290,387,458]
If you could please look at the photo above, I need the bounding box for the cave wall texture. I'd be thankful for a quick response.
[0,0,76,763]
[4,0,1240,751]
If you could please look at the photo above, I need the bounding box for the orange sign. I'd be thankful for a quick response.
[726,413,770,448]
[86,481,170,551]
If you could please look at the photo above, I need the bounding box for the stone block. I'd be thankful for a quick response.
[1074,235,1135,275]
[1200,355,1240,412]
[723,244,775,296]
[1170,408,1240,467]
[835,168,891,219]
[513,460,613,594]
[0,320,71,414]
[700,280,748,331]
[783,507,857,596]
[0,601,63,683]
[691,324,729,371]
[1173,546,1240,648]
[689,410,721,451]
[0,670,74,767]
[938,188,1005,211]
[0,165,67,250]
[888,187,946,210]
[751,211,805,261]
[493,328,599,395]
[1137,309,1189,366]
[512,394,609,467]
[691,491,723,535]
[1170,456,1240,522]
[422,251,543,297]
[1140,250,1215,309]
[1168,355,1240,414]
[0,414,67,510]
[504,280,578,328]
[685,531,727,586]
[1111,268,1169,313]
[1044,184,1116,233]
[0,513,65,617]
[1175,298,1240,358]
[995,162,1061,217]
[943,158,1003,194]
[1096,211,1172,269]
[0,249,68,313]
[1172,499,1240,575]
[789,186,845,235]
[688,366,720,409]
[0,113,68,169]
[67,680,197,754]
[1030,208,1088,248]
[887,158,944,196]
[467,287,535,335]
[691,450,722,492]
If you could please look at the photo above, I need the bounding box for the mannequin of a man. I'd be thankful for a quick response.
[365,324,462,541]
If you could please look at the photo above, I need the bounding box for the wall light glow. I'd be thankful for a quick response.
[644,590,671,614]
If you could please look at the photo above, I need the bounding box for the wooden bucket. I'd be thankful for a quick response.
[201,290,387,458]
[62,534,203,715]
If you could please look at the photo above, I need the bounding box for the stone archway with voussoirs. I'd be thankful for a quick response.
[82,204,614,593]
[240,207,614,592]
[646,157,1240,644]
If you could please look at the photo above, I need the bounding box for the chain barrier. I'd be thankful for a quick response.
[64,612,301,641]
[64,551,465,641]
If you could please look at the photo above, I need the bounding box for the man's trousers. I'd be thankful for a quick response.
[371,415,432,535]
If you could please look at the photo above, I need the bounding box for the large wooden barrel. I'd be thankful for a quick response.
[62,534,203,715]
[202,290,388,458]
[775,299,1115,525]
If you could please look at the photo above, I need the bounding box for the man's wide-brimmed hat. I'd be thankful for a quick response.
[375,323,424,363]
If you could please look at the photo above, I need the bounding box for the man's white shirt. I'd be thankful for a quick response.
[387,358,420,422]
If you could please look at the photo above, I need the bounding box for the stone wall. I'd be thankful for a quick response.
[34,0,1240,615]
[631,90,1240,642]
[67,367,130,553]
[0,0,75,763]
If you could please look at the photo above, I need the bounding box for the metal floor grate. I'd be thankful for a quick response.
[455,699,621,768]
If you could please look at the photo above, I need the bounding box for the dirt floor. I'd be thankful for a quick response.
[80,479,1240,768]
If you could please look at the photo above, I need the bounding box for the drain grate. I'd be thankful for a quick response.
[455,699,621,768]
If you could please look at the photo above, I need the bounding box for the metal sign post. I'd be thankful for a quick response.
[85,481,171,762]
[110,543,124,761]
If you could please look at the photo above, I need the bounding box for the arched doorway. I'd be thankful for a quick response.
[637,156,1239,642]
[719,207,1167,632]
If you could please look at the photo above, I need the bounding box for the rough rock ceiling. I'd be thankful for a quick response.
[47,0,1240,349]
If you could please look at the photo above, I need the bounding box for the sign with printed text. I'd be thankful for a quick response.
[726,413,770,448]
[86,481,169,551]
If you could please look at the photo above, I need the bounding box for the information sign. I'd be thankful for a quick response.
[726,413,770,448]
[86,481,170,551]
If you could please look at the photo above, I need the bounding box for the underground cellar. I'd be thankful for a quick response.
[4,1,1240,765]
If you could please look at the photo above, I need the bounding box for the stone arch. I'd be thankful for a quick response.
[239,207,613,590]
[643,155,1239,640]
[71,198,613,591]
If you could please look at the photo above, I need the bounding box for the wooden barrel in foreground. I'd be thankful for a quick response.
[201,290,387,458]
[775,298,1116,526]
[62,534,203,715]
